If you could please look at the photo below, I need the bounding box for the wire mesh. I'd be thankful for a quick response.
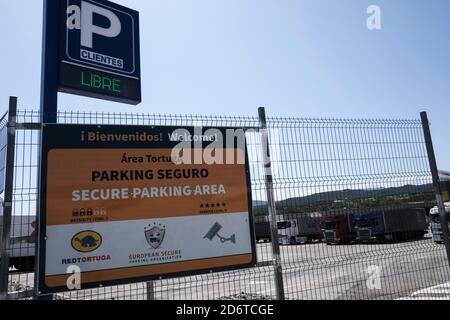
[1,110,449,300]
[262,116,447,300]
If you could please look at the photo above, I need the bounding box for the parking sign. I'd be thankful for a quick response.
[58,0,141,105]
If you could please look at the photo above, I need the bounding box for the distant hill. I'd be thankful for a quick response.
[253,184,434,216]
[277,184,433,208]
[252,200,267,207]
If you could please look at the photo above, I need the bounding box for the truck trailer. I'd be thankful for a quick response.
[430,203,450,244]
[351,208,428,243]
[0,215,36,272]
[277,213,322,245]
[320,212,355,245]
[254,216,271,243]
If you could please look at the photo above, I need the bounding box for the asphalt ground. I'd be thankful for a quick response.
[8,234,450,300]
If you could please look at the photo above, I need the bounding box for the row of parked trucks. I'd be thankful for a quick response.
[2,205,450,272]
[256,206,441,245]
[321,208,428,244]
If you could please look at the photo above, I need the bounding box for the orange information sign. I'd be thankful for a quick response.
[38,124,256,294]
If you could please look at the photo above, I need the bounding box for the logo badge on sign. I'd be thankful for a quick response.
[145,224,166,249]
[71,230,103,253]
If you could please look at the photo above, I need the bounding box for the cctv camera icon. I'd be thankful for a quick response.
[204,222,236,244]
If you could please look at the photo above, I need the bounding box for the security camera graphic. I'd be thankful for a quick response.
[204,222,236,244]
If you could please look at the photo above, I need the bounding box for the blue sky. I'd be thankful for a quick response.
[1,0,450,169]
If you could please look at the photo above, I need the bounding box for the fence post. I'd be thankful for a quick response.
[421,112,450,268]
[146,281,155,300]
[0,97,18,300]
[258,107,285,300]
[40,0,59,124]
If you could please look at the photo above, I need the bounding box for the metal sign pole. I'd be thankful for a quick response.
[40,0,59,124]
[258,107,285,300]
[420,112,450,268]
[35,0,60,300]
[0,97,18,300]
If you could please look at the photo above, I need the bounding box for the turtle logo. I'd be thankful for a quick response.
[71,230,102,253]
[145,223,166,249]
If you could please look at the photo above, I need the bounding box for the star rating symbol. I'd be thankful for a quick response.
[145,222,166,230]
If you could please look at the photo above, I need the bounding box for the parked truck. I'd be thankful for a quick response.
[351,208,428,243]
[0,214,36,272]
[320,212,355,245]
[277,213,322,245]
[429,203,450,244]
[254,213,322,245]
[254,216,271,243]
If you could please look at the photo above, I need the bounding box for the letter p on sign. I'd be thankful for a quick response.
[60,0,141,105]
[81,1,122,49]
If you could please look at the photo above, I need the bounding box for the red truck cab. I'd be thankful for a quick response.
[320,214,353,244]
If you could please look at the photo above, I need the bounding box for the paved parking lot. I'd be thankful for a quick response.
[9,236,450,300]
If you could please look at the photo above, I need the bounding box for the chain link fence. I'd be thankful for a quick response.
[1,102,449,300]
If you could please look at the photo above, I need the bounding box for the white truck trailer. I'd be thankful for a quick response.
[0,214,36,272]
[277,213,322,245]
